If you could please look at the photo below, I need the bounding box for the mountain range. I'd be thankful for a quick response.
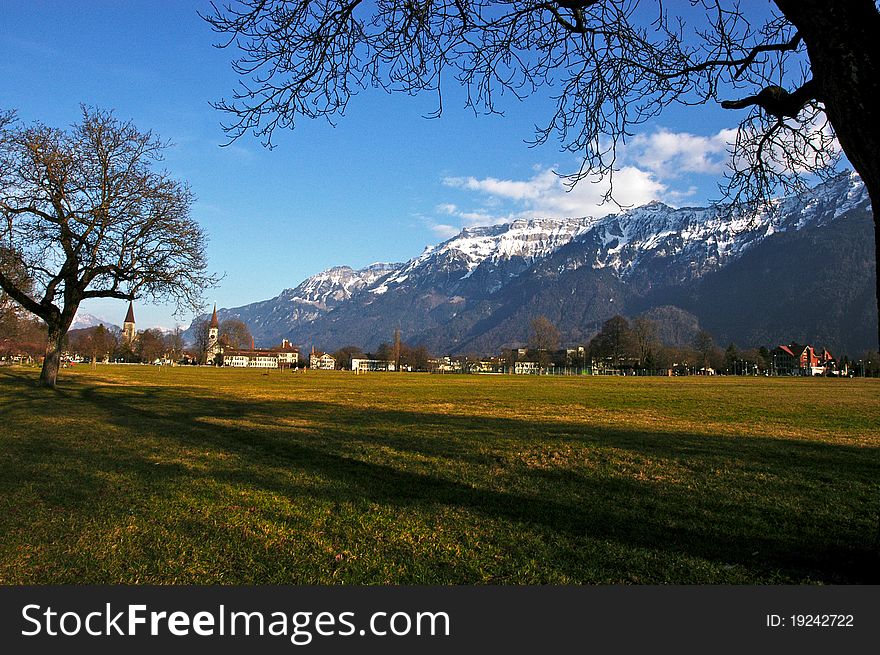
[188,172,877,356]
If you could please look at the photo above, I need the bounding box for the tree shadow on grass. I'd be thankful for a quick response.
[1,369,878,583]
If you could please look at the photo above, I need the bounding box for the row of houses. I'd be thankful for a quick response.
[219,349,404,372]
[309,344,846,376]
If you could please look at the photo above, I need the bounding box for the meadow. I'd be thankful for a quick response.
[1,365,878,584]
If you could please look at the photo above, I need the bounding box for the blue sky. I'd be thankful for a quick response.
[2,1,746,331]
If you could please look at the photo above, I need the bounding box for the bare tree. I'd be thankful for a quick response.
[137,328,167,364]
[0,288,24,346]
[92,325,116,366]
[404,344,431,372]
[190,318,213,364]
[529,315,559,369]
[693,329,717,370]
[165,325,186,363]
[529,315,560,352]
[392,328,402,371]
[332,345,363,370]
[0,313,46,362]
[219,318,252,349]
[589,314,638,367]
[205,0,880,347]
[68,324,116,367]
[0,107,216,387]
[631,316,658,364]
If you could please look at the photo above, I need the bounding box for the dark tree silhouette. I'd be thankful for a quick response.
[529,315,560,352]
[631,316,658,364]
[589,314,638,366]
[137,328,167,364]
[529,315,559,369]
[332,345,364,370]
[165,325,186,363]
[0,107,216,387]
[204,0,880,348]
[693,329,717,369]
[68,324,117,367]
[219,318,253,350]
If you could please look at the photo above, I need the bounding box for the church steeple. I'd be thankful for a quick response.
[122,301,136,346]
[207,304,220,360]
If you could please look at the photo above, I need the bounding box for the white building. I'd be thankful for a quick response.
[224,351,279,368]
[514,361,540,375]
[310,352,337,370]
[221,340,299,369]
[350,358,395,372]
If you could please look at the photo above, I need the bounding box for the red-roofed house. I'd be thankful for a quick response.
[772,344,838,376]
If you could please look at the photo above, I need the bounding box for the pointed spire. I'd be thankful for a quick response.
[209,304,219,329]
[124,301,135,324]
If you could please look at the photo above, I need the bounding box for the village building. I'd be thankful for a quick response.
[772,344,838,376]
[222,349,280,368]
[429,356,463,373]
[514,360,540,375]
[468,358,503,373]
[275,339,300,368]
[350,357,396,372]
[309,351,337,370]
[221,341,300,369]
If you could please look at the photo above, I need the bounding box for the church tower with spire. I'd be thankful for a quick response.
[207,304,220,358]
[122,301,137,347]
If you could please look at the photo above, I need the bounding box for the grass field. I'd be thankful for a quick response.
[1,365,878,584]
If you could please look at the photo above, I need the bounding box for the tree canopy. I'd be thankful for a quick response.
[0,107,216,386]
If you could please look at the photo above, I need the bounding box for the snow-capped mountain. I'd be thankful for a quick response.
[293,262,402,305]
[189,172,876,353]
[184,262,401,345]
[70,312,120,332]
[537,171,869,290]
[370,217,598,295]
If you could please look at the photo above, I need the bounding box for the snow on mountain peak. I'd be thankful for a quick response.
[70,312,119,331]
[577,171,868,278]
[288,262,402,305]
[374,216,599,291]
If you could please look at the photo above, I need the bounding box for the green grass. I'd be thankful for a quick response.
[1,365,878,584]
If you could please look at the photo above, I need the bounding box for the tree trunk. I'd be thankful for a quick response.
[39,322,64,388]
[776,0,880,350]
[778,0,880,555]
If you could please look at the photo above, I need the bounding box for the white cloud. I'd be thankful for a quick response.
[435,203,458,215]
[440,165,665,226]
[625,127,737,178]
[429,223,460,238]
[428,126,740,236]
